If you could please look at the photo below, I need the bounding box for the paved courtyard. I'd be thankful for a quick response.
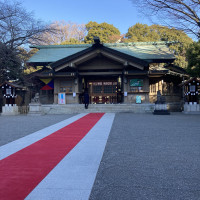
[0,113,200,200]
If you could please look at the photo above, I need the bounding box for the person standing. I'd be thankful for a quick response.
[84,89,89,109]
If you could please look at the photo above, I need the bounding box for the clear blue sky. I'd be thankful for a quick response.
[22,0,152,34]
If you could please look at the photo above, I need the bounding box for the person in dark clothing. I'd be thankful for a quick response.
[84,90,89,109]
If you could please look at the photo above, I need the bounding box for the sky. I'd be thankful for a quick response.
[22,0,152,34]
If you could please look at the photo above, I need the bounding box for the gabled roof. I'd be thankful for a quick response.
[28,42,175,66]
[50,43,149,71]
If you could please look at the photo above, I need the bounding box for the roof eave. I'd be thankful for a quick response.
[145,58,175,64]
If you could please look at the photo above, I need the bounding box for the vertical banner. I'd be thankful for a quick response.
[58,93,66,104]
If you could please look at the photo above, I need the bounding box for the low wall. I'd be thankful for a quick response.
[183,103,200,114]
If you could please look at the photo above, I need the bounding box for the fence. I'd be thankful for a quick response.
[18,106,29,114]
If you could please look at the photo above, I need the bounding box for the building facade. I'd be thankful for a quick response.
[27,39,187,108]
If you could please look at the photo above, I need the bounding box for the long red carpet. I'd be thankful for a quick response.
[0,113,104,200]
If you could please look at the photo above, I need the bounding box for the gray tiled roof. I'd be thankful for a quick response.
[28,45,90,63]
[106,43,175,60]
[28,42,175,64]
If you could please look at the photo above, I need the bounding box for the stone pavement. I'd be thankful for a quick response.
[0,113,200,200]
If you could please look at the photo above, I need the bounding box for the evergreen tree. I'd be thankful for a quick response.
[187,41,200,77]
[124,24,193,68]
[84,21,121,44]
[0,43,22,83]
[60,38,83,45]
[124,23,160,42]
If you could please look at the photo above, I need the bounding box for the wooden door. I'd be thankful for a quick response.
[88,81,117,104]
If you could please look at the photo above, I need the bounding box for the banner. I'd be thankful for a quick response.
[40,79,54,90]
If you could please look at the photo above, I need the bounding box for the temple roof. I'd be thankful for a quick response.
[0,81,24,89]
[28,42,175,65]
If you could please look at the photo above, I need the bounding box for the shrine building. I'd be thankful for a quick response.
[27,38,188,110]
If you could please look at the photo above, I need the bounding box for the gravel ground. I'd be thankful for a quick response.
[90,113,200,200]
[0,114,75,146]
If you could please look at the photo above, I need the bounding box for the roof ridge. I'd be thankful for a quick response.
[105,41,177,47]
[30,44,92,49]
[30,41,177,49]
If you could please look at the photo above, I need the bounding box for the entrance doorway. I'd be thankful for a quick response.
[88,81,118,104]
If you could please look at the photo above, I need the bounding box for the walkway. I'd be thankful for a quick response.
[0,113,200,200]
[0,113,115,200]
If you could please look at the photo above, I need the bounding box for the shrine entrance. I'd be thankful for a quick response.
[88,81,118,104]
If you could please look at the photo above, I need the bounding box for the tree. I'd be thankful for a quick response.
[187,41,200,77]
[18,47,38,73]
[0,0,52,49]
[84,21,121,43]
[32,21,87,45]
[130,0,200,39]
[0,42,22,83]
[60,38,84,45]
[124,23,193,68]
[0,0,52,83]
[151,25,193,68]
[124,23,160,42]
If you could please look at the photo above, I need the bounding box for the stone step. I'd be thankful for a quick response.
[41,104,155,114]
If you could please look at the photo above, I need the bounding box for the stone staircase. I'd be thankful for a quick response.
[41,104,155,114]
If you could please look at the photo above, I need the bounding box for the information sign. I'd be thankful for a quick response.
[58,93,65,104]
[130,79,143,87]
[136,96,142,104]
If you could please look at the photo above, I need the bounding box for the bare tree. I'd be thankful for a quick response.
[0,0,53,49]
[31,21,87,45]
[0,0,54,83]
[130,0,200,39]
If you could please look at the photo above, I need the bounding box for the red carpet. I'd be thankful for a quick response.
[0,113,104,200]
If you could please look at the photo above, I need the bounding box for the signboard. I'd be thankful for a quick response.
[136,96,142,104]
[130,79,143,87]
[58,93,65,104]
